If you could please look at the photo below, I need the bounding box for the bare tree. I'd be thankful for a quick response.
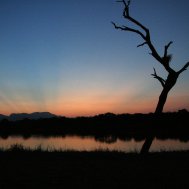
[112,0,189,153]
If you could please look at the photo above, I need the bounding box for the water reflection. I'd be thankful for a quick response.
[0,135,189,152]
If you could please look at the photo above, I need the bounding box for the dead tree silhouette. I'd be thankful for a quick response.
[112,0,189,153]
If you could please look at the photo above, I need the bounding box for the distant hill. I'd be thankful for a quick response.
[0,114,8,120]
[0,112,56,121]
[0,109,188,121]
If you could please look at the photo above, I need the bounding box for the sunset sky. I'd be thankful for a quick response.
[0,0,189,117]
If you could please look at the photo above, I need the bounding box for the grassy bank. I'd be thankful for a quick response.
[0,146,189,189]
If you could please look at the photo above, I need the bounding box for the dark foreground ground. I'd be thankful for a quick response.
[0,149,189,189]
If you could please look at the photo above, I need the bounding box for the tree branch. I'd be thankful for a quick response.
[113,1,177,74]
[117,0,130,16]
[151,68,165,87]
[119,0,149,34]
[137,42,147,48]
[116,0,128,6]
[127,16,149,34]
[111,22,146,39]
[114,1,163,65]
[164,41,173,58]
[177,62,189,75]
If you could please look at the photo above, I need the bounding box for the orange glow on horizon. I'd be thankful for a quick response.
[0,92,188,117]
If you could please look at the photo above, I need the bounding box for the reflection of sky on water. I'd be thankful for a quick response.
[0,136,189,152]
[151,138,189,152]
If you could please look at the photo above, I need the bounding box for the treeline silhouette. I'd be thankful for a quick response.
[0,110,189,142]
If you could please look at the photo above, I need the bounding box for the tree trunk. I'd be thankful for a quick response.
[140,72,178,154]
[140,135,154,154]
[140,88,169,154]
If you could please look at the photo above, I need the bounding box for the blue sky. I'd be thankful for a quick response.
[0,0,189,116]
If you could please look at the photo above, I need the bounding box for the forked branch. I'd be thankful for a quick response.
[151,68,165,88]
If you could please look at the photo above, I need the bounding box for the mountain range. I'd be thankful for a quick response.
[0,112,56,121]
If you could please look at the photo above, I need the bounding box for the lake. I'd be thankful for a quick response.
[0,135,189,152]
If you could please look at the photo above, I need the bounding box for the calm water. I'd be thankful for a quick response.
[0,136,189,152]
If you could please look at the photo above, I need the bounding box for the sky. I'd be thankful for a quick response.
[0,0,189,117]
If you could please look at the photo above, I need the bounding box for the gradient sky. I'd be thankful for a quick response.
[0,0,189,117]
